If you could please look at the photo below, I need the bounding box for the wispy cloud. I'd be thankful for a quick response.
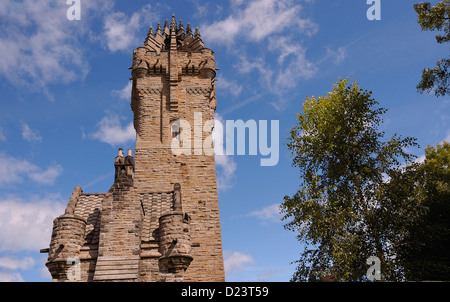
[213,113,237,190]
[88,114,136,147]
[223,250,255,276]
[232,203,283,224]
[202,0,317,44]
[201,0,319,111]
[216,76,243,97]
[0,0,92,96]
[0,128,6,142]
[0,152,62,186]
[246,203,282,223]
[0,194,66,251]
[21,123,42,143]
[0,256,35,271]
[112,81,132,100]
[0,255,36,283]
[445,130,450,143]
[0,0,155,96]
[0,271,24,282]
[103,4,157,52]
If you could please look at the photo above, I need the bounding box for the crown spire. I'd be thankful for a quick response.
[139,17,204,52]
[145,25,154,42]
[186,23,192,36]
[163,19,170,36]
[156,22,162,35]
[171,14,177,31]
[194,26,201,39]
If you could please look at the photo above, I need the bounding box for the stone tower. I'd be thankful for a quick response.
[41,15,225,282]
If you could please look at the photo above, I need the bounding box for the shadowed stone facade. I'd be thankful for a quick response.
[41,15,225,282]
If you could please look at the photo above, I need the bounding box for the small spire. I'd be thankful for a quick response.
[145,25,154,42]
[177,19,185,39]
[179,19,184,31]
[194,26,201,39]
[186,23,192,36]
[163,19,170,36]
[156,22,162,35]
[171,14,177,30]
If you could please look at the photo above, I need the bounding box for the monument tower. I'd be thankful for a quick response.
[41,15,225,282]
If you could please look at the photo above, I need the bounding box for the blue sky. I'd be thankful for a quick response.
[0,0,449,282]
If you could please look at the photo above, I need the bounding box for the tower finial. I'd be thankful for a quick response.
[163,19,170,36]
[156,22,162,35]
[179,20,184,31]
[145,25,154,43]
[194,26,201,39]
[171,14,177,30]
[186,23,192,36]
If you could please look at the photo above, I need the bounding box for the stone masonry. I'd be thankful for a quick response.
[41,15,225,282]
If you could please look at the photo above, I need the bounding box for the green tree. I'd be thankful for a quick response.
[393,142,450,281]
[281,78,418,281]
[414,1,450,97]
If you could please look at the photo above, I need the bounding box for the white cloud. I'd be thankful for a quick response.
[112,81,132,100]
[0,153,62,186]
[89,115,136,146]
[103,4,156,52]
[414,154,426,164]
[268,36,318,91]
[0,271,24,282]
[28,165,63,185]
[256,268,281,282]
[104,12,141,52]
[0,256,35,270]
[213,114,237,190]
[233,38,317,111]
[0,0,153,94]
[215,154,237,190]
[0,128,6,142]
[0,0,90,94]
[216,77,243,97]
[247,203,282,222]
[202,0,317,44]
[445,130,450,143]
[21,123,42,142]
[202,0,318,111]
[0,194,66,251]
[325,46,346,64]
[223,251,255,276]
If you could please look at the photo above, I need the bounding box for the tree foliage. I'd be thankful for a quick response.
[414,1,450,97]
[281,78,418,281]
[394,142,450,281]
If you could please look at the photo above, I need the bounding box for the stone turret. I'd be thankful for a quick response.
[158,183,193,281]
[46,186,87,281]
